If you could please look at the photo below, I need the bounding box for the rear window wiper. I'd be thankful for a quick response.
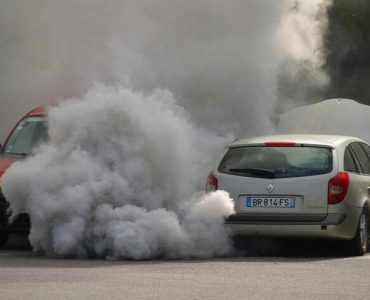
[228,168,275,177]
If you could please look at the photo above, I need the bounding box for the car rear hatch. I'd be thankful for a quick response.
[216,142,335,222]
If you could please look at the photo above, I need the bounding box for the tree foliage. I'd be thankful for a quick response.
[323,0,370,103]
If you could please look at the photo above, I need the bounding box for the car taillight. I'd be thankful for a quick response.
[328,172,349,204]
[206,172,218,192]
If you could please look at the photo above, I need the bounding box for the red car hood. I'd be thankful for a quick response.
[0,154,22,178]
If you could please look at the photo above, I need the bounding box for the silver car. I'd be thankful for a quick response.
[207,134,370,255]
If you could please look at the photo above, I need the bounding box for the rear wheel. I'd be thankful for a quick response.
[0,233,9,248]
[348,209,368,256]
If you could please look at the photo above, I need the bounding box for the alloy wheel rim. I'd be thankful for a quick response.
[360,213,368,251]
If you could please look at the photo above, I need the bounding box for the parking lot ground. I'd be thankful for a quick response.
[1,234,370,300]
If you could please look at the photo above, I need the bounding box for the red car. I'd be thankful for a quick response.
[0,105,47,247]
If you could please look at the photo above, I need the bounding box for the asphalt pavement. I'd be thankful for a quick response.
[1,234,370,300]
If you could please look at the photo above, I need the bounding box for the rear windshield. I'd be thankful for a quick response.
[3,116,47,156]
[218,146,333,178]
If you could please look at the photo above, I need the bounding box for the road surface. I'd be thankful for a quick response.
[0,235,370,299]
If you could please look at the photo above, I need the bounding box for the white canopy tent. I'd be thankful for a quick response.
[277,99,370,143]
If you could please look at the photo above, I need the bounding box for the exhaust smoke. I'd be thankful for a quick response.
[3,85,234,259]
[1,1,332,259]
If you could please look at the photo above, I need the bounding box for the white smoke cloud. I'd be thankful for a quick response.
[0,0,328,140]
[1,1,332,259]
[278,0,332,67]
[277,0,332,112]
[2,85,234,259]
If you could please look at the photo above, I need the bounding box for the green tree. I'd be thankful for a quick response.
[323,0,370,103]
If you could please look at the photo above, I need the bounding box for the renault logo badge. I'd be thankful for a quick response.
[266,184,274,193]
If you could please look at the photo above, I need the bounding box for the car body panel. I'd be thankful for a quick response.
[345,173,370,208]
[26,105,46,116]
[0,155,20,178]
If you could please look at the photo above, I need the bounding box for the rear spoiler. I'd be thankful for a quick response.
[229,143,335,149]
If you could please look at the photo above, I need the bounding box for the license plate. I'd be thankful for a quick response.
[246,196,295,208]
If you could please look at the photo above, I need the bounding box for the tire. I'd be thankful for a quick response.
[348,208,369,256]
[0,233,9,248]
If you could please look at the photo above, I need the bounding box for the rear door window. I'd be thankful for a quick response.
[344,147,359,173]
[218,146,333,178]
[350,143,370,174]
[360,143,370,172]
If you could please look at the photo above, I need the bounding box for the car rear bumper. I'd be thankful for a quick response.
[225,210,361,240]
[225,213,346,224]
